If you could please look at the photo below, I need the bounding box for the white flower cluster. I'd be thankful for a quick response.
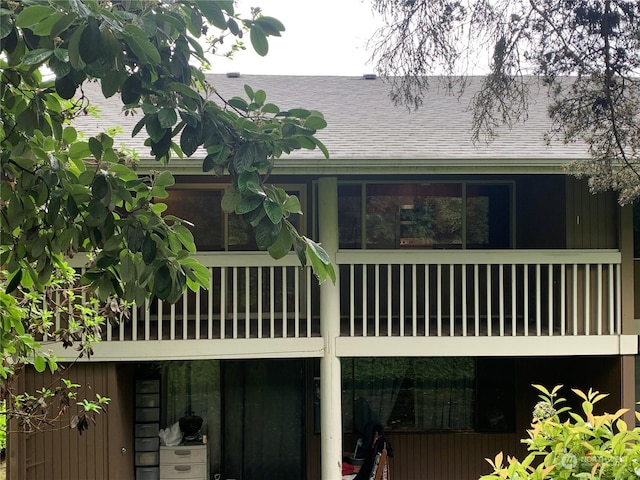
[532,400,556,420]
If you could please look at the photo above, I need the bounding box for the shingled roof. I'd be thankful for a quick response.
[76,74,589,174]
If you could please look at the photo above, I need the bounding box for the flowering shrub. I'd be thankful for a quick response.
[480,385,640,480]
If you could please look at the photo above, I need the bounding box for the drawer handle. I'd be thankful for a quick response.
[175,450,191,456]
[175,465,191,472]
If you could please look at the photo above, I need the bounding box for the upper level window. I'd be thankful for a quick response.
[163,184,305,251]
[338,182,513,249]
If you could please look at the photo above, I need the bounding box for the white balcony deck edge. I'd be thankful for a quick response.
[45,337,325,362]
[336,334,639,357]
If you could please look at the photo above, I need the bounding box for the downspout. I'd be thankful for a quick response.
[318,177,343,480]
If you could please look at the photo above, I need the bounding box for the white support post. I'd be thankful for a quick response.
[318,177,343,480]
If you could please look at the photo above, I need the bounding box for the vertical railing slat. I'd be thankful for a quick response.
[399,265,405,337]
[349,265,355,337]
[548,265,553,336]
[306,267,312,338]
[511,265,517,336]
[144,298,150,341]
[597,264,603,335]
[437,264,443,337]
[524,265,529,337]
[282,267,288,338]
[195,287,201,340]
[375,264,380,337]
[461,265,467,337]
[208,267,213,340]
[245,267,251,339]
[258,267,263,339]
[424,265,429,337]
[535,264,541,336]
[616,264,621,334]
[474,264,479,336]
[182,290,187,340]
[560,265,566,336]
[572,264,578,336]
[269,267,275,339]
[220,267,226,340]
[157,299,163,341]
[486,265,492,337]
[608,264,614,335]
[499,264,504,337]
[294,267,300,338]
[449,264,455,336]
[387,265,392,336]
[584,265,590,336]
[412,264,417,336]
[362,265,368,337]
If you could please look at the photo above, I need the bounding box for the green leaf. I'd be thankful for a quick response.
[262,103,280,114]
[236,194,264,215]
[5,269,22,294]
[15,5,55,28]
[267,225,292,259]
[244,84,255,100]
[122,24,160,65]
[313,137,330,159]
[50,11,78,38]
[250,26,269,56]
[88,137,103,161]
[32,12,65,36]
[68,141,91,159]
[264,198,283,224]
[0,12,13,40]
[68,24,86,70]
[158,108,178,129]
[155,170,175,188]
[306,241,336,284]
[101,70,124,98]
[221,187,242,213]
[62,126,77,144]
[195,0,227,29]
[305,115,327,130]
[237,171,264,196]
[34,355,47,373]
[254,89,267,106]
[255,216,281,250]
[283,195,302,215]
[21,48,53,66]
[180,125,201,157]
[254,16,285,36]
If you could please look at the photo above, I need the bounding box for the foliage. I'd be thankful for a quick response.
[480,385,640,480]
[0,400,5,452]
[368,0,640,204]
[0,0,334,434]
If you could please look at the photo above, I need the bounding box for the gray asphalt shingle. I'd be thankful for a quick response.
[76,74,589,169]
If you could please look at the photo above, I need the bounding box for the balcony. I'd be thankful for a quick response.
[56,249,631,360]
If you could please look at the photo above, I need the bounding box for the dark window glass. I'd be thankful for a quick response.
[467,184,512,249]
[338,182,512,250]
[342,357,476,432]
[338,184,362,248]
[163,189,224,251]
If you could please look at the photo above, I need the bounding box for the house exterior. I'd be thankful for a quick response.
[8,75,640,480]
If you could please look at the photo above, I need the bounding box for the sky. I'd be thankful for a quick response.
[207,0,384,76]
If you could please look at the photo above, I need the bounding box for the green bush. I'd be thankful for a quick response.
[0,400,6,453]
[480,385,640,480]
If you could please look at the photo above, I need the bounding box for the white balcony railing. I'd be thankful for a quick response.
[336,250,622,338]
[67,249,621,343]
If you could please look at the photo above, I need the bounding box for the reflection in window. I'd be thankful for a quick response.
[163,186,304,251]
[342,357,475,432]
[338,182,512,249]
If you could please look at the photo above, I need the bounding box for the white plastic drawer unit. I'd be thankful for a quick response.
[160,445,207,464]
[160,445,207,480]
[159,464,207,479]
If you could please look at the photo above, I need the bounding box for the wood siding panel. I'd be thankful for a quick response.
[566,178,617,249]
[11,363,134,480]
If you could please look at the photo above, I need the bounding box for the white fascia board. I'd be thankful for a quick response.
[46,337,325,362]
[134,157,581,176]
[336,335,640,357]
